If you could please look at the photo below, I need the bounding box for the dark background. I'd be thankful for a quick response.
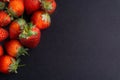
[1,0,120,80]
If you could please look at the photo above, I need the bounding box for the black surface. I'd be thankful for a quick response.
[1,0,120,80]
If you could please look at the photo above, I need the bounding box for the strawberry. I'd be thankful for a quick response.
[41,0,56,14]
[19,23,41,48]
[0,11,11,27]
[0,28,8,42]
[0,55,20,74]
[0,45,3,56]
[8,0,24,17]
[31,11,51,30]
[5,40,28,58]
[9,18,26,39]
[24,0,41,15]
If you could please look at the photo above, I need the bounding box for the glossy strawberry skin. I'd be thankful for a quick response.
[20,26,41,48]
[5,40,22,57]
[0,28,8,42]
[0,11,11,27]
[0,55,13,74]
[0,45,3,56]
[31,11,51,30]
[8,0,24,17]
[24,0,41,15]
[9,21,21,39]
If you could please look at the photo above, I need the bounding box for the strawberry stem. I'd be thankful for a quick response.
[9,59,20,73]
[16,18,27,30]
[17,47,29,57]
[19,23,37,39]
[9,59,25,73]
[0,2,5,10]
[41,0,53,11]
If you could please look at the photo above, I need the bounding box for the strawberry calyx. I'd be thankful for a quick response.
[16,18,27,30]
[0,1,5,10]
[41,0,53,11]
[4,8,14,21]
[19,23,37,39]
[16,18,26,27]
[9,59,21,73]
[42,12,51,23]
[8,7,18,18]
[17,47,28,58]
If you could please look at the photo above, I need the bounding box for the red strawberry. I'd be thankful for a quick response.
[0,55,20,74]
[31,11,51,30]
[24,0,41,15]
[0,11,11,27]
[19,23,41,48]
[0,45,4,56]
[8,0,24,17]
[5,40,28,57]
[0,28,8,42]
[41,0,56,14]
[9,18,26,39]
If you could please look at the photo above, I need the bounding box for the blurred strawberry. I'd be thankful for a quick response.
[41,0,56,14]
[5,40,28,57]
[24,0,41,15]
[19,23,41,48]
[9,18,26,39]
[31,11,51,30]
[0,55,21,74]
[8,0,24,17]
[0,11,11,27]
[0,45,4,56]
[0,28,8,42]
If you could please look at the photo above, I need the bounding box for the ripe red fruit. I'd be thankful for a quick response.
[24,0,41,15]
[19,23,41,48]
[8,0,24,17]
[0,28,8,42]
[31,11,51,30]
[5,40,28,57]
[0,45,3,56]
[0,55,20,74]
[0,11,11,27]
[41,0,56,14]
[9,18,26,39]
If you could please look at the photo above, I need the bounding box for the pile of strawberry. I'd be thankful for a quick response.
[0,0,56,74]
